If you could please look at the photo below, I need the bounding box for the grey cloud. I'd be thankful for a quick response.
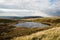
[44,0,60,16]
[0,0,50,10]
[0,0,60,17]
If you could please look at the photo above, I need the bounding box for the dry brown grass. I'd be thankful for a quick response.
[13,27,60,40]
[0,17,60,40]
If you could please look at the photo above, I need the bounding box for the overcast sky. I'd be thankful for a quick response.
[0,0,60,17]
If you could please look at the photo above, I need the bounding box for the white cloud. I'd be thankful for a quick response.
[32,11,51,17]
[0,13,18,16]
[0,0,51,10]
[0,0,60,17]
[0,8,33,12]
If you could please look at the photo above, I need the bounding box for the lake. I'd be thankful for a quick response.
[15,22,49,28]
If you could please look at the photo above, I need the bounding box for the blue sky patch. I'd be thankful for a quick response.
[50,0,55,5]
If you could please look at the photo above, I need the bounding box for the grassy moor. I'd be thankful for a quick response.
[0,17,60,40]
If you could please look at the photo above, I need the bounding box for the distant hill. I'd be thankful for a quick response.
[0,16,43,19]
[22,16,43,19]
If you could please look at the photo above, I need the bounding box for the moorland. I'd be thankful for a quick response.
[0,17,60,40]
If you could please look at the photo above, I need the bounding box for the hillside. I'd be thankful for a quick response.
[0,17,60,40]
[13,27,60,40]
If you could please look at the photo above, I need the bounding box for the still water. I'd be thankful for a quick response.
[15,22,49,28]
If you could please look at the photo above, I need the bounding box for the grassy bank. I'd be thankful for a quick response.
[13,27,60,40]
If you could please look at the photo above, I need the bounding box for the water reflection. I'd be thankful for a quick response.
[15,22,49,28]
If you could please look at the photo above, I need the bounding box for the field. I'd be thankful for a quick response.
[0,17,60,40]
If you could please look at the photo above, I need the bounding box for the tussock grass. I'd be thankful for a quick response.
[0,17,60,40]
[13,27,60,40]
